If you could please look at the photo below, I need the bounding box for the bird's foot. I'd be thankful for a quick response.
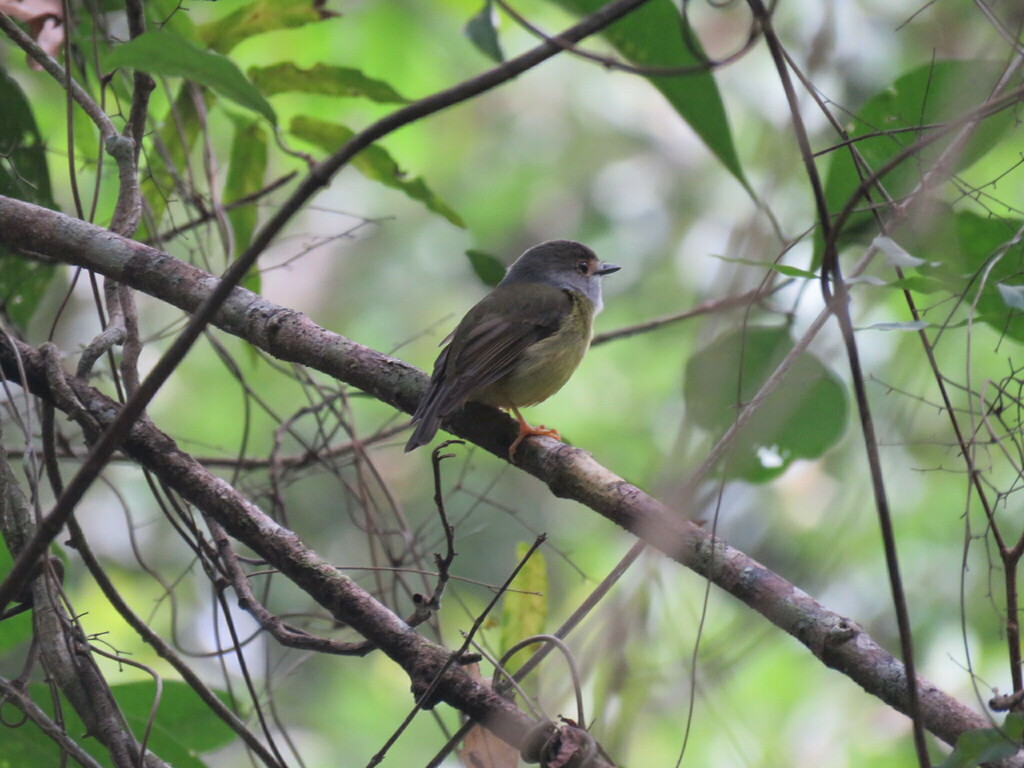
[508,423,562,461]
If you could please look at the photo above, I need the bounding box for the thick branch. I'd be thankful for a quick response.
[0,335,544,754]
[0,196,1004,754]
[0,2,655,623]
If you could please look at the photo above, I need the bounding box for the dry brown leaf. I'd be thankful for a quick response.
[1,0,65,66]
[458,664,520,768]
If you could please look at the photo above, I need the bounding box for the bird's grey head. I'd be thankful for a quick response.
[500,240,620,313]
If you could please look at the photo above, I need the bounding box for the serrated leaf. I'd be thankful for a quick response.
[248,63,408,102]
[466,249,506,286]
[0,70,57,328]
[198,0,329,54]
[289,116,465,227]
[104,30,276,124]
[464,1,504,63]
[550,0,745,186]
[684,326,847,482]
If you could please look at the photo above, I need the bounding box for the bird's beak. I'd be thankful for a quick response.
[596,263,621,276]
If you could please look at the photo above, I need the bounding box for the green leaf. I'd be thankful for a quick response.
[198,0,329,54]
[248,63,408,102]
[466,249,506,286]
[146,0,199,40]
[713,254,818,280]
[289,116,465,227]
[104,30,276,124]
[684,326,848,482]
[114,680,237,757]
[920,210,1024,341]
[883,275,948,295]
[0,701,69,767]
[0,70,57,329]
[816,60,1015,266]
[138,88,207,236]
[224,117,268,293]
[500,543,548,681]
[7,680,237,768]
[0,540,32,654]
[550,0,745,186]
[464,1,504,63]
[937,713,1024,768]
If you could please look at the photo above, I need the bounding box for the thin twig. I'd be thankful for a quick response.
[592,284,777,345]
[0,203,1005,754]
[0,0,658,621]
[750,2,952,764]
[364,535,548,768]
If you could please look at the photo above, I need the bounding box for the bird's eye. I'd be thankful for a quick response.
[576,260,589,275]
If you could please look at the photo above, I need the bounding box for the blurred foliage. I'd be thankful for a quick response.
[684,325,847,481]
[2,1,1024,767]
[0,71,56,329]
[0,680,237,768]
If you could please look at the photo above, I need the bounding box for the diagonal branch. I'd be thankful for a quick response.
[0,0,655,628]
[0,195,1006,756]
[0,332,611,764]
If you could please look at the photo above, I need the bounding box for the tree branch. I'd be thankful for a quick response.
[0,195,1005,755]
[0,0,656,637]
[0,331,613,763]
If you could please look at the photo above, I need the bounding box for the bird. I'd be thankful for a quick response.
[405,239,620,459]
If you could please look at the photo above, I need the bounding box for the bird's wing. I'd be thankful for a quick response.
[432,283,570,412]
[406,284,570,451]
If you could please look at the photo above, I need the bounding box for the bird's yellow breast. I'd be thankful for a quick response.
[474,292,594,408]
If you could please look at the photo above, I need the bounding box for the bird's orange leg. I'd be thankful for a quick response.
[507,406,561,460]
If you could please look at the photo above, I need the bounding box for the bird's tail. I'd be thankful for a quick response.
[404,407,442,452]
[406,345,453,452]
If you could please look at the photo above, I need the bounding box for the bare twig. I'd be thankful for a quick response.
[0,291,1001,754]
[364,536,555,768]
[421,441,463,612]
[0,335,558,753]
[592,284,777,345]
[0,0,657,626]
[209,518,374,656]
